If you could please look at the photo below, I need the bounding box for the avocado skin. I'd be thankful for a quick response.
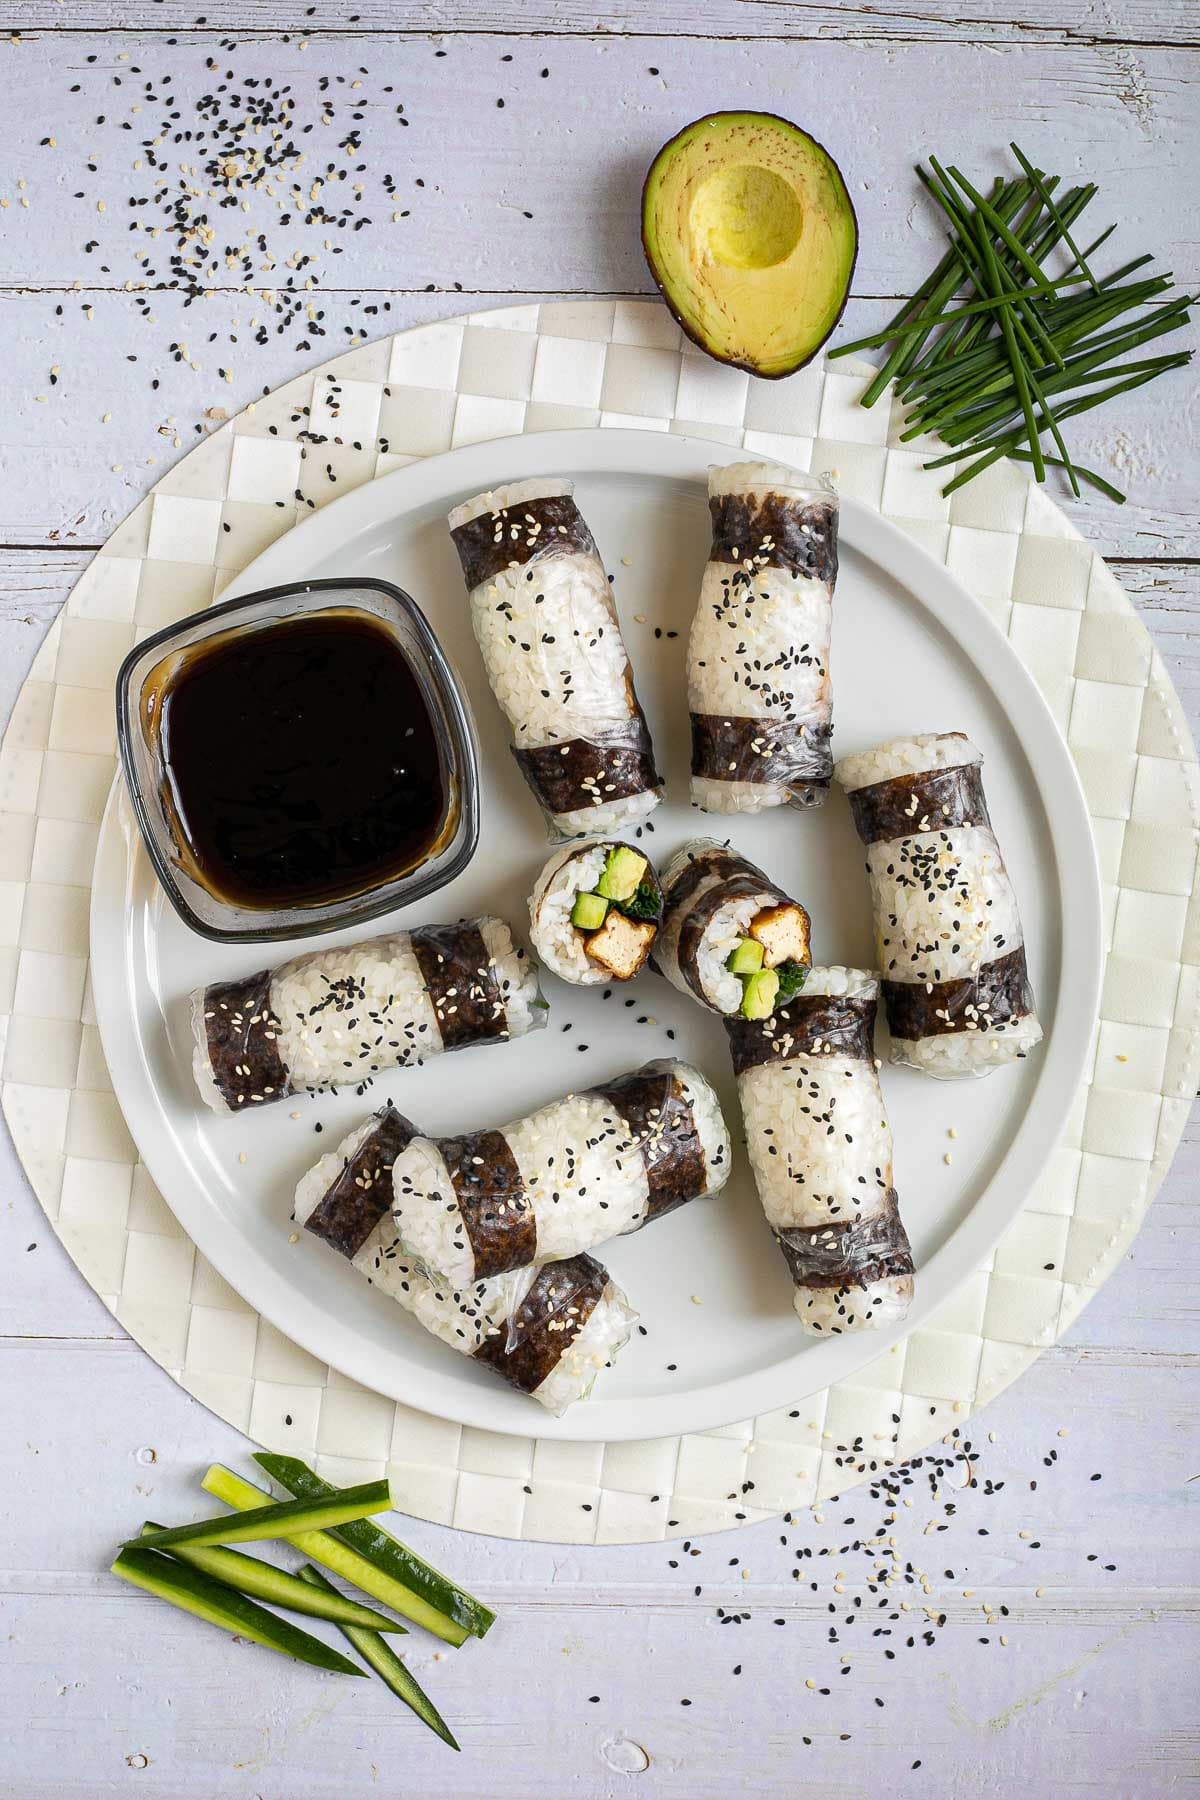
[640,110,859,382]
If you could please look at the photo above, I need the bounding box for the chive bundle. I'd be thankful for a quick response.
[830,147,1194,502]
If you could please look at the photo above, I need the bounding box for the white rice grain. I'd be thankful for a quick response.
[528,841,610,985]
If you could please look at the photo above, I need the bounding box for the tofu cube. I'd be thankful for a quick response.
[748,902,811,969]
[585,911,657,980]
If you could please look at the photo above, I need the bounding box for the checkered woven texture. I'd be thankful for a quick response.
[1,301,1195,1542]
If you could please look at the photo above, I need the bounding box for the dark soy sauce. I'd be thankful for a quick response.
[152,610,448,909]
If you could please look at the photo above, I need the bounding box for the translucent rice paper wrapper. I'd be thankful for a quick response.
[447,478,663,840]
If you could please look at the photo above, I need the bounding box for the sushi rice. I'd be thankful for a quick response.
[730,966,915,1336]
[528,841,610,985]
[836,732,1043,1078]
[688,462,838,814]
[390,1059,730,1289]
[294,1108,637,1414]
[448,479,662,838]
[190,914,544,1113]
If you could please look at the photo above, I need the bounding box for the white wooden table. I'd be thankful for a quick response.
[1,5,1196,1793]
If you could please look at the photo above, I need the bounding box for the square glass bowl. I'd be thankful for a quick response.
[115,577,479,943]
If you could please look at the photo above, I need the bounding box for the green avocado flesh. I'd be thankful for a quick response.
[596,845,648,903]
[740,968,780,1020]
[726,937,765,975]
[642,111,858,379]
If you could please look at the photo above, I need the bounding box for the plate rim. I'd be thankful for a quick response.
[89,426,1103,1442]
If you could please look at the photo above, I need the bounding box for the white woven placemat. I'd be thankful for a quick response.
[2,301,1196,1544]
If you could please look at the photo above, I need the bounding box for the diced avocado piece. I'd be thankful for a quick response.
[740,968,780,1020]
[641,112,858,379]
[595,845,648,903]
[726,937,765,975]
[571,891,609,931]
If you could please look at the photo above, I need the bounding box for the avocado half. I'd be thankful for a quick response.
[641,111,858,381]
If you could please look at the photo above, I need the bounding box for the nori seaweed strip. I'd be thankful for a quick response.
[201,971,291,1108]
[847,760,990,846]
[690,714,833,800]
[726,989,877,1076]
[450,492,597,590]
[439,1129,537,1279]
[774,1191,914,1291]
[883,946,1034,1041]
[661,842,760,913]
[410,922,505,1051]
[473,1255,607,1394]
[592,1067,708,1223]
[708,491,839,584]
[304,1103,418,1258]
[512,715,660,820]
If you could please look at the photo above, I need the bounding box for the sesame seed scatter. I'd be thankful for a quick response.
[35,30,443,408]
[557,1425,1122,1747]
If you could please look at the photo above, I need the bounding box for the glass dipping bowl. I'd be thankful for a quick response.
[115,577,479,943]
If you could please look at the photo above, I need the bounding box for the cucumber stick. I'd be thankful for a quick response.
[255,1453,495,1641]
[299,1565,459,1750]
[111,1545,365,1678]
[203,1465,470,1648]
[139,1523,405,1633]
[132,1479,391,1554]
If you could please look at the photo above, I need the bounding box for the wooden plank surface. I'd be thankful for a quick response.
[13,0,1200,46]
[0,5,1196,1794]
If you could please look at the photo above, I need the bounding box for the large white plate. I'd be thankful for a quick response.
[90,429,1101,1442]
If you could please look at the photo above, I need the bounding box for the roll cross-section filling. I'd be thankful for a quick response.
[657,838,812,1019]
[529,839,663,985]
[447,479,663,839]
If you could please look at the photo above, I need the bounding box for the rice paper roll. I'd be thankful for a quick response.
[448,479,663,838]
[688,462,838,813]
[389,1059,731,1287]
[657,838,812,1019]
[836,732,1042,1078]
[295,1103,635,1414]
[726,966,914,1335]
[191,914,544,1114]
[529,839,662,986]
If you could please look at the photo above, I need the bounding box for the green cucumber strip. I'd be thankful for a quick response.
[202,1465,470,1648]
[299,1565,459,1750]
[130,1479,391,1554]
[111,1544,366,1678]
[254,1453,495,1640]
[139,1522,405,1633]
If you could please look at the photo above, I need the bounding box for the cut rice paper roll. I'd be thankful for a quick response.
[447,479,663,839]
[389,1059,731,1288]
[835,731,1043,1079]
[725,966,915,1336]
[529,839,663,985]
[294,1104,636,1414]
[688,461,838,814]
[656,837,812,1020]
[190,914,545,1114]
